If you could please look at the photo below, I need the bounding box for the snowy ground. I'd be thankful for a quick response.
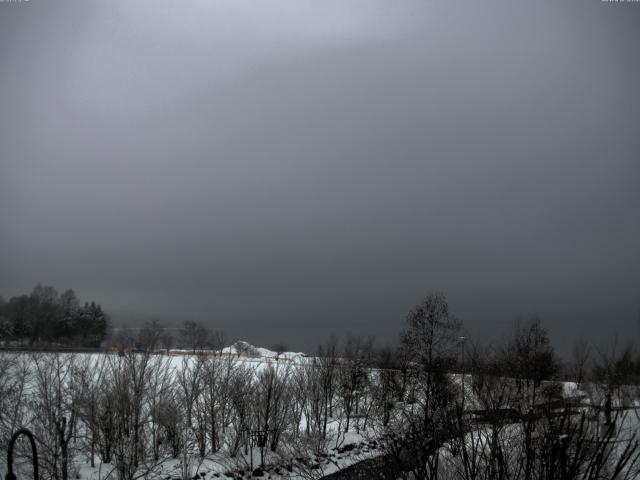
[0,342,384,480]
[73,430,382,480]
[3,343,640,479]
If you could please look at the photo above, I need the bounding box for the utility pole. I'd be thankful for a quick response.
[459,336,466,412]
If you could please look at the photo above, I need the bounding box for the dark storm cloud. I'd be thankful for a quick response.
[1,0,639,352]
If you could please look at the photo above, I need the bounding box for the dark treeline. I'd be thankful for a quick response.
[113,318,226,353]
[0,285,225,352]
[0,284,107,347]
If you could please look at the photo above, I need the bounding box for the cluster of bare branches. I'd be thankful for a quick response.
[367,294,640,480]
[0,342,374,480]
[437,331,640,480]
[2,293,640,480]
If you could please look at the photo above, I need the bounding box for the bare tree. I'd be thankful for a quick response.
[228,363,254,457]
[445,341,518,480]
[174,355,207,478]
[105,352,169,480]
[317,337,339,438]
[30,353,79,480]
[146,354,174,461]
[589,340,638,430]
[504,317,560,411]
[75,355,110,468]
[252,361,293,454]
[153,388,183,459]
[337,335,373,433]
[201,353,238,453]
[0,352,31,473]
[136,319,165,352]
[443,401,640,480]
[570,339,593,387]
[379,293,461,480]
[370,347,403,428]
[290,366,312,438]
[179,320,216,353]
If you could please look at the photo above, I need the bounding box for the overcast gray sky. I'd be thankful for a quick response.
[1,0,639,352]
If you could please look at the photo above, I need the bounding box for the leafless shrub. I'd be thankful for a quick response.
[30,352,79,480]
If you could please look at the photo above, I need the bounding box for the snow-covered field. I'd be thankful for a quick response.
[0,342,386,480]
[2,343,640,480]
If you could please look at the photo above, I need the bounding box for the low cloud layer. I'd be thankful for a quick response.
[1,0,639,352]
